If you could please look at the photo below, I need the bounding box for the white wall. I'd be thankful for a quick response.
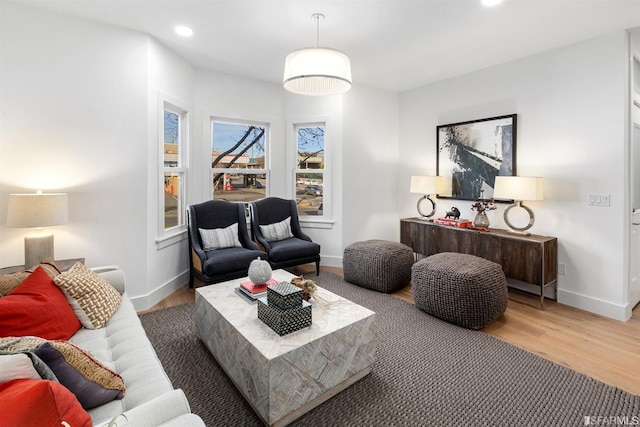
[141,39,195,309]
[343,86,400,246]
[0,2,151,298]
[9,1,627,320]
[399,31,630,320]
[192,69,285,203]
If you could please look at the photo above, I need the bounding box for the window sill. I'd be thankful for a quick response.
[156,229,188,249]
[300,218,334,229]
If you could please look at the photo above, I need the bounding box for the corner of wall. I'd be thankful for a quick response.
[130,271,190,312]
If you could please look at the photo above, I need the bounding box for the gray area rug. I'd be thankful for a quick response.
[140,271,640,426]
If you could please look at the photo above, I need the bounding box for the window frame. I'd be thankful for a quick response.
[290,119,333,228]
[157,95,189,247]
[209,117,270,205]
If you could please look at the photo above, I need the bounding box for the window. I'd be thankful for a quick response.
[211,119,269,203]
[162,102,187,233]
[294,124,325,217]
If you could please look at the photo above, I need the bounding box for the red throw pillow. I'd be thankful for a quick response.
[0,266,81,340]
[0,379,92,427]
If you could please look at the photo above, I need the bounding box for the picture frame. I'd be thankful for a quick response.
[436,114,517,201]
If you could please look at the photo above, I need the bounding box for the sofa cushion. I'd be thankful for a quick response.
[0,379,92,427]
[199,223,242,250]
[54,262,122,329]
[259,216,293,242]
[202,247,266,276]
[0,336,126,409]
[0,266,81,340]
[267,237,321,262]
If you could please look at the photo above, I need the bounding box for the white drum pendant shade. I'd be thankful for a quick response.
[283,47,352,96]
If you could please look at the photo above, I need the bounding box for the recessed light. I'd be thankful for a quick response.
[175,26,194,37]
[482,0,503,6]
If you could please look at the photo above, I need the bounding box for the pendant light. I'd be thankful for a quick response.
[283,13,352,96]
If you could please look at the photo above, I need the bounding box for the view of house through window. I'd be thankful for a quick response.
[163,105,187,231]
[295,124,325,216]
[211,120,268,203]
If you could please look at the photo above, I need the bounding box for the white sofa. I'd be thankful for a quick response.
[69,266,204,427]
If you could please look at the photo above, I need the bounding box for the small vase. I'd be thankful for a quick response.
[473,211,490,228]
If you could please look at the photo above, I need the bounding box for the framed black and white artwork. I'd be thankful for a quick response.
[436,114,517,201]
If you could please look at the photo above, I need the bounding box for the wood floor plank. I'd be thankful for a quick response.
[139,264,640,396]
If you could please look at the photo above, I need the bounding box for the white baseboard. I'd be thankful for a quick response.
[557,288,630,321]
[320,255,343,268]
[130,271,189,312]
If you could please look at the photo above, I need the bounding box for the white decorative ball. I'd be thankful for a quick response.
[248,258,272,285]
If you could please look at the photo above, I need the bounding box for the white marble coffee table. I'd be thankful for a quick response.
[195,269,377,427]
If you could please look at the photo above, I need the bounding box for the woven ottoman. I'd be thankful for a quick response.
[411,252,508,329]
[343,240,414,293]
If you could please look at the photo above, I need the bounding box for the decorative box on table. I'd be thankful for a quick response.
[257,281,312,336]
[267,281,304,310]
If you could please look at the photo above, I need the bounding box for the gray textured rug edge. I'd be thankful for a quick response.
[140,271,640,427]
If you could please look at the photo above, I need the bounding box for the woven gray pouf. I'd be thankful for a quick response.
[411,252,508,329]
[343,240,414,293]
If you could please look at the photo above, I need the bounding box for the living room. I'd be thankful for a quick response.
[3,0,640,325]
[1,3,639,324]
[1,0,640,424]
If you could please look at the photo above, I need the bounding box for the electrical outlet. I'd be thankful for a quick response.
[558,263,566,275]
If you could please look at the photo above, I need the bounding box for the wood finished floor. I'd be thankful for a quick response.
[141,264,640,396]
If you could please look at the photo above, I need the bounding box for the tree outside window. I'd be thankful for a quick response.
[295,125,325,217]
[211,120,268,203]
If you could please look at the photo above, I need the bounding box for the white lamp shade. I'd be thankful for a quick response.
[283,48,352,96]
[493,176,543,201]
[410,176,447,195]
[6,193,68,228]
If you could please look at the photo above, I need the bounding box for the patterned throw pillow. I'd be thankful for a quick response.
[260,217,294,242]
[0,336,125,410]
[0,272,29,297]
[54,263,121,329]
[0,259,61,297]
[25,258,62,278]
[199,223,242,250]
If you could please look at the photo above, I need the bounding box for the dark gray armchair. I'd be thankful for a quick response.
[187,199,266,287]
[249,197,320,275]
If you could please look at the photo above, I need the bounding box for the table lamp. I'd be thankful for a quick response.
[493,176,543,235]
[6,191,68,267]
[410,176,447,219]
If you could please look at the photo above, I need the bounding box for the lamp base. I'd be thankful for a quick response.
[24,234,54,268]
[503,201,535,236]
[417,195,436,218]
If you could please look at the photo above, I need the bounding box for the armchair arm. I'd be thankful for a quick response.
[252,223,272,251]
[288,199,312,242]
[249,202,272,251]
[187,208,207,272]
[236,203,262,251]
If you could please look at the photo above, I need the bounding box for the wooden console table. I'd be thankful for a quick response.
[400,218,557,309]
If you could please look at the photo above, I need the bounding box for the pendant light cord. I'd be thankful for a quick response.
[312,13,324,48]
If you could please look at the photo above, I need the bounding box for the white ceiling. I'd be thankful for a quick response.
[12,0,640,92]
